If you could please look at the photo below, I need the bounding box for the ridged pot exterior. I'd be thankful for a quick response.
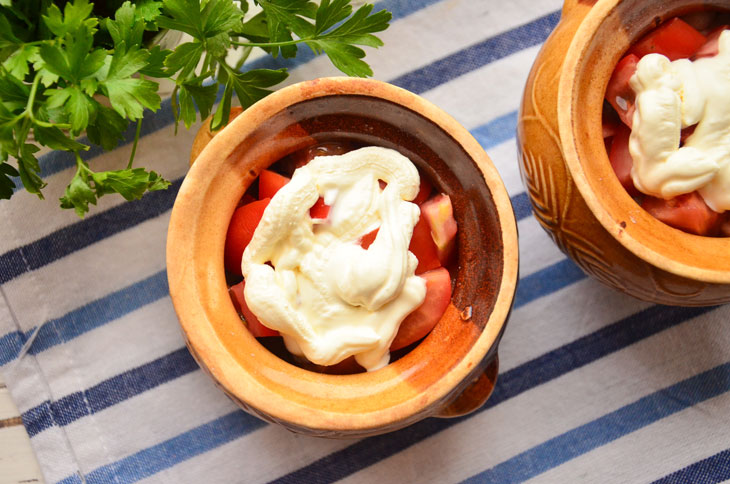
[517,0,730,306]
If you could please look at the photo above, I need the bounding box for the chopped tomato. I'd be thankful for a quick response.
[229,281,279,337]
[413,176,433,205]
[421,194,458,264]
[680,125,696,144]
[694,25,729,59]
[409,213,442,274]
[629,17,706,60]
[608,123,639,196]
[605,54,640,128]
[258,170,290,199]
[224,198,270,275]
[310,197,330,219]
[359,228,379,249]
[390,267,451,351]
[641,191,721,236]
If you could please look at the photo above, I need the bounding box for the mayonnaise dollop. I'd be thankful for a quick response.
[241,146,427,371]
[628,30,730,211]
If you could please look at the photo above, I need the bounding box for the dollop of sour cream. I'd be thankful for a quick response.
[628,30,730,211]
[241,146,427,371]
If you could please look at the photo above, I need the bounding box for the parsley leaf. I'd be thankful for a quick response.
[0,161,18,199]
[60,154,170,216]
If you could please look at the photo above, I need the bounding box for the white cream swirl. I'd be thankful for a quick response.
[241,146,427,371]
[628,30,730,211]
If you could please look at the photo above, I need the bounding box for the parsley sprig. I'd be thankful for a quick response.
[0,0,390,215]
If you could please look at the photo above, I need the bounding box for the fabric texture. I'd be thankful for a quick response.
[2,0,730,482]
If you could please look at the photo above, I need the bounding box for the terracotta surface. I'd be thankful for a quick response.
[167,78,519,437]
[518,0,730,306]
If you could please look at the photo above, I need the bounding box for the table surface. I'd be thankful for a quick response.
[0,373,43,483]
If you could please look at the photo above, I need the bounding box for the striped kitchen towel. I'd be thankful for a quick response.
[2,0,730,482]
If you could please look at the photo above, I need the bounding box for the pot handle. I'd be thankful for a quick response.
[436,355,499,418]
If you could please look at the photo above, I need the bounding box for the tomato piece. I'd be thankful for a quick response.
[409,213,442,274]
[641,191,721,235]
[680,125,696,144]
[608,123,640,196]
[421,194,458,264]
[229,281,279,337]
[310,197,330,219]
[605,54,640,128]
[359,228,379,250]
[224,198,270,275]
[694,25,729,59]
[390,267,451,351]
[258,170,290,200]
[629,17,706,60]
[413,176,433,205]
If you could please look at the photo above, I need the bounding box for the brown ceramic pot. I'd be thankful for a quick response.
[167,78,519,437]
[518,0,730,306]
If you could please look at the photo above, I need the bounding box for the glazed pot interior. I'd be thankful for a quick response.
[169,79,517,434]
[561,0,730,283]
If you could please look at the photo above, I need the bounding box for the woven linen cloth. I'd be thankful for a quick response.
[3,0,730,482]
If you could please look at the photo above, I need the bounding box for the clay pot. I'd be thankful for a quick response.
[166,78,519,437]
[518,0,730,305]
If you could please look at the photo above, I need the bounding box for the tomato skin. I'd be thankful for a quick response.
[413,176,433,205]
[629,17,706,60]
[641,192,721,236]
[309,197,330,219]
[421,194,458,264]
[258,170,290,200]
[390,267,451,351]
[359,228,379,250]
[229,281,280,337]
[409,213,442,274]
[608,123,640,196]
[605,54,640,128]
[224,198,270,275]
[694,25,729,59]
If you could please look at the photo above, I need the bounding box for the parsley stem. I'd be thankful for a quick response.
[128,118,143,169]
[230,39,308,48]
[25,74,41,114]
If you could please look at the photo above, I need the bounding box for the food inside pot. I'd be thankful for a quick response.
[603,11,730,236]
[224,141,458,374]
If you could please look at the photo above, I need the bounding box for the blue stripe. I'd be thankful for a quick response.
[11,246,570,435]
[652,448,730,484]
[271,304,717,484]
[83,411,264,484]
[0,177,181,286]
[461,362,730,484]
[40,294,717,482]
[471,111,518,150]
[23,347,197,437]
[391,11,560,95]
[0,270,168,366]
[514,258,585,308]
[11,101,177,192]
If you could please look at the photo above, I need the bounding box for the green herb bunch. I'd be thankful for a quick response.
[0,0,391,215]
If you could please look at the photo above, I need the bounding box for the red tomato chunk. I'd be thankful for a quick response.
[629,17,706,61]
[229,281,280,337]
[224,198,270,275]
[641,192,721,236]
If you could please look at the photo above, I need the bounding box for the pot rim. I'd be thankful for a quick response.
[558,0,730,284]
[166,77,519,432]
